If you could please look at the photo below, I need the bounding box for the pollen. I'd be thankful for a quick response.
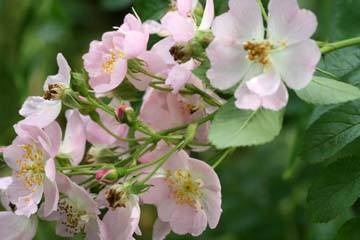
[105,184,129,210]
[58,199,89,235]
[102,50,126,74]
[243,40,274,65]
[15,143,45,192]
[165,169,203,208]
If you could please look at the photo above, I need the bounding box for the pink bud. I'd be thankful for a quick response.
[117,105,132,121]
[96,168,118,185]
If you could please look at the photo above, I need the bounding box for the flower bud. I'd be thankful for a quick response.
[96,166,119,185]
[116,105,136,125]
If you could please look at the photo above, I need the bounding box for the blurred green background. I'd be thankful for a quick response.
[0,0,359,239]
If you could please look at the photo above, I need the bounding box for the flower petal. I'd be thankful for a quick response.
[261,82,288,110]
[61,110,86,165]
[234,84,262,110]
[268,0,317,45]
[153,218,171,240]
[43,53,71,91]
[207,39,251,90]
[199,0,214,31]
[166,65,192,93]
[246,70,281,96]
[123,31,149,58]
[19,97,62,128]
[270,39,320,89]
[43,177,59,217]
[161,12,195,42]
[0,212,38,240]
[169,204,194,235]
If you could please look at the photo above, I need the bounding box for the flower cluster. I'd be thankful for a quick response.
[0,0,320,239]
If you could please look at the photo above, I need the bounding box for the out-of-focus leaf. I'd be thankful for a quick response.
[209,100,284,148]
[133,0,169,21]
[335,218,360,240]
[101,0,132,10]
[295,76,360,105]
[302,100,360,163]
[307,157,360,223]
[192,59,212,88]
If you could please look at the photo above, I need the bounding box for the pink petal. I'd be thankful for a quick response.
[140,178,169,205]
[43,177,59,217]
[43,53,71,91]
[161,12,195,42]
[123,14,143,31]
[191,209,207,236]
[151,37,176,65]
[123,31,149,58]
[86,217,108,240]
[44,121,62,157]
[246,70,281,96]
[0,212,38,240]
[153,218,171,240]
[177,0,193,16]
[199,0,214,30]
[166,65,192,93]
[261,82,288,110]
[234,84,262,110]
[202,189,222,229]
[0,177,12,190]
[270,39,320,89]
[212,0,263,41]
[268,0,317,45]
[188,158,221,191]
[19,97,62,128]
[61,110,86,165]
[169,204,194,235]
[207,39,251,90]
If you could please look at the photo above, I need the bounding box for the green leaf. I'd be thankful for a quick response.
[209,100,284,148]
[335,218,360,240]
[301,100,360,163]
[133,0,169,21]
[295,76,360,105]
[307,157,360,223]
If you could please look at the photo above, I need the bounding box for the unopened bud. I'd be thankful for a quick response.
[169,42,193,64]
[96,166,119,185]
[116,105,136,125]
[44,83,67,100]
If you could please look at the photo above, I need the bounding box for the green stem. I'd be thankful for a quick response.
[130,141,185,184]
[321,37,360,54]
[96,119,138,143]
[212,148,236,169]
[64,171,95,177]
[184,83,223,107]
[58,164,104,171]
[316,68,339,80]
[257,0,268,22]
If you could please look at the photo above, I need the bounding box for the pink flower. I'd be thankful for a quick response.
[19,53,71,128]
[42,173,107,239]
[60,110,87,166]
[141,150,222,238]
[3,122,62,217]
[83,14,149,93]
[97,183,141,240]
[206,0,321,110]
[0,177,38,240]
[139,85,210,144]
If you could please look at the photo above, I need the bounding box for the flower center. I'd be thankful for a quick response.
[102,50,126,74]
[58,199,89,235]
[43,83,66,100]
[165,169,203,208]
[105,184,130,209]
[15,143,45,192]
[243,40,274,65]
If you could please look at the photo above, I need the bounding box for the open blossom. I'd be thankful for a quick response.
[19,53,71,128]
[97,183,141,240]
[42,173,107,239]
[207,0,321,110]
[139,84,210,144]
[83,14,149,93]
[3,122,61,217]
[145,0,214,92]
[0,177,38,240]
[141,149,222,238]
